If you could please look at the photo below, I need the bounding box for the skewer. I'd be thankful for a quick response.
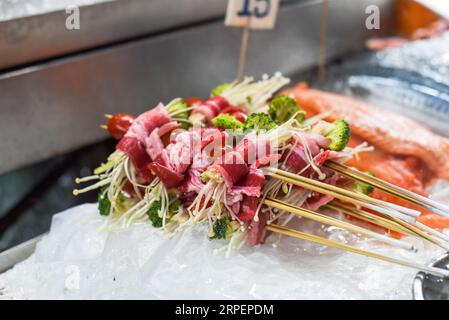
[265,167,449,250]
[267,167,420,218]
[265,168,418,222]
[324,202,412,236]
[376,210,449,251]
[100,125,108,130]
[264,198,416,252]
[104,114,112,119]
[267,224,449,278]
[324,161,449,218]
[326,202,449,251]
[415,221,449,244]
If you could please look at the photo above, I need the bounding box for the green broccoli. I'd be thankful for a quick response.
[212,114,244,130]
[325,119,351,151]
[212,217,234,240]
[243,113,278,133]
[167,98,190,129]
[268,95,305,124]
[98,185,111,216]
[352,172,374,195]
[211,83,231,97]
[147,200,163,228]
[147,199,181,228]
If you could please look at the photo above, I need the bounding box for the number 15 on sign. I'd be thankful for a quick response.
[226,0,280,29]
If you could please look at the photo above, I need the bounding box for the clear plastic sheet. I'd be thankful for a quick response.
[0,202,447,300]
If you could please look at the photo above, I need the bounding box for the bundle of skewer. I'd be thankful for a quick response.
[89,74,449,279]
[263,164,449,278]
[95,118,449,278]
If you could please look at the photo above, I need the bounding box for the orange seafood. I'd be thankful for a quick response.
[283,83,449,229]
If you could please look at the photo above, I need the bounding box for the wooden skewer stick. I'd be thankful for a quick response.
[324,202,412,236]
[267,167,420,218]
[326,202,449,250]
[100,125,108,130]
[265,169,417,222]
[324,161,449,218]
[318,0,329,82]
[415,221,449,244]
[267,168,449,250]
[267,224,449,278]
[264,198,416,251]
[104,114,113,119]
[375,209,449,251]
[237,18,251,81]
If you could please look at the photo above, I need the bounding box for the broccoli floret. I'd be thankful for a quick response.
[98,185,111,216]
[211,83,231,97]
[353,182,374,195]
[243,113,278,133]
[325,119,351,151]
[352,172,374,195]
[147,199,180,228]
[212,114,243,130]
[167,98,190,129]
[212,217,234,240]
[268,95,305,124]
[147,200,163,228]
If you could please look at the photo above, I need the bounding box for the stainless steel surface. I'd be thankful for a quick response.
[413,253,449,300]
[0,0,227,70]
[0,0,393,174]
[0,235,44,273]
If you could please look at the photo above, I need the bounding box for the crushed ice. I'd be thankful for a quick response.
[0,202,446,299]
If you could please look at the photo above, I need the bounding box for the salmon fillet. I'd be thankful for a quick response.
[284,83,449,181]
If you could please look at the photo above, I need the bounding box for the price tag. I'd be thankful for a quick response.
[225,0,280,30]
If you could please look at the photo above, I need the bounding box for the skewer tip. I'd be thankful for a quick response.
[104,114,112,119]
[100,125,108,130]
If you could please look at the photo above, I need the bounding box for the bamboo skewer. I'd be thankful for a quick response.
[265,167,449,250]
[324,161,449,218]
[326,202,449,250]
[265,168,417,222]
[324,202,412,236]
[415,221,449,244]
[267,167,420,218]
[372,209,449,251]
[267,224,449,278]
[264,198,416,252]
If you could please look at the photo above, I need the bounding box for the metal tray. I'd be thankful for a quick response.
[0,235,43,274]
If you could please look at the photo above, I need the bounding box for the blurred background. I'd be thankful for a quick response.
[0,0,447,251]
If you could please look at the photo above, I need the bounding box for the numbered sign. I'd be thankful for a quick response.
[225,0,280,29]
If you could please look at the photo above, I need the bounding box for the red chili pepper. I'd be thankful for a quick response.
[219,105,247,122]
[107,113,135,139]
[185,97,204,107]
[220,105,247,115]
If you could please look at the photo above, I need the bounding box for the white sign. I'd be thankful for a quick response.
[225,0,280,30]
